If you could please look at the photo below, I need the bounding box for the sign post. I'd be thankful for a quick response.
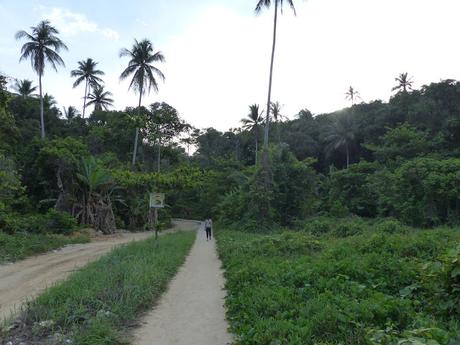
[149,193,165,240]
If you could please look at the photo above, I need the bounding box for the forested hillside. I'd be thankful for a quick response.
[2,69,460,236]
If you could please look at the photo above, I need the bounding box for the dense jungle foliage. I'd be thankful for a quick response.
[2,75,460,236]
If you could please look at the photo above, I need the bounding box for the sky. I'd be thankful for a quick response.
[1,0,460,131]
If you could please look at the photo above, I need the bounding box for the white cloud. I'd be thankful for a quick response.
[40,7,120,41]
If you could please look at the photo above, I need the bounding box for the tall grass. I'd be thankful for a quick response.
[0,232,89,263]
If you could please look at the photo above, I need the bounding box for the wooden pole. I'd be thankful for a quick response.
[154,208,159,240]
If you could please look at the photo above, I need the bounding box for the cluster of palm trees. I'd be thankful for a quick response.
[241,70,415,168]
[15,20,165,167]
[346,73,413,107]
[70,58,110,117]
[330,73,415,168]
[14,2,416,171]
[241,101,286,164]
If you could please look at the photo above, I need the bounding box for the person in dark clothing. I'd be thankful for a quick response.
[204,218,212,240]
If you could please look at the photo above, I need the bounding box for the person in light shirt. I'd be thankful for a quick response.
[204,218,213,241]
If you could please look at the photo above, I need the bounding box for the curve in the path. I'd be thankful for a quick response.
[0,220,198,322]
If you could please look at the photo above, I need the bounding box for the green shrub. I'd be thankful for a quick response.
[420,244,460,319]
[44,209,78,235]
[0,209,77,235]
[301,218,333,236]
[0,232,89,263]
[324,161,379,218]
[333,222,364,237]
[374,219,408,234]
[217,146,319,230]
[328,200,349,218]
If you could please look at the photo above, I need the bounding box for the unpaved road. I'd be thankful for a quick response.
[0,220,198,322]
[133,222,232,345]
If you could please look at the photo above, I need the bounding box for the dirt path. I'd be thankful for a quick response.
[0,220,198,322]
[133,223,232,345]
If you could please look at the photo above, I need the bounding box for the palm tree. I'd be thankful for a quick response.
[16,20,68,139]
[63,105,80,120]
[43,93,57,109]
[270,101,285,142]
[392,72,413,93]
[119,39,165,167]
[324,115,356,169]
[255,0,296,150]
[71,58,104,118]
[76,156,116,234]
[230,127,243,161]
[345,86,360,106]
[13,79,37,98]
[241,104,264,164]
[86,85,114,111]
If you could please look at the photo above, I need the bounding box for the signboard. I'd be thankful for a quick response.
[149,193,165,208]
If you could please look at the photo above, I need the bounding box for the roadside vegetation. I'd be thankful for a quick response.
[0,232,88,263]
[2,230,195,344]
[217,219,460,345]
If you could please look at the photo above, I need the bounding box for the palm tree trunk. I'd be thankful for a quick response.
[157,126,161,173]
[132,90,142,167]
[277,121,281,143]
[39,73,45,139]
[346,143,350,169]
[256,132,259,165]
[255,127,259,165]
[82,78,88,118]
[263,0,279,150]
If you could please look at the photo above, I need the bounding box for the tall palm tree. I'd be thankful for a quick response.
[13,79,37,98]
[392,72,413,93]
[345,86,360,106]
[119,39,165,167]
[63,105,80,120]
[241,104,264,164]
[270,101,285,142]
[16,20,68,139]
[324,115,356,169]
[86,85,114,111]
[255,0,296,150]
[71,58,104,118]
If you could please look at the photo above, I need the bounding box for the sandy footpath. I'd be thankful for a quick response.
[132,223,233,345]
[0,220,198,322]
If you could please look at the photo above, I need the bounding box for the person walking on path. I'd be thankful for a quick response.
[204,218,213,241]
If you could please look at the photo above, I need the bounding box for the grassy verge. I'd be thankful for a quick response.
[2,230,196,344]
[0,232,90,263]
[216,218,460,345]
